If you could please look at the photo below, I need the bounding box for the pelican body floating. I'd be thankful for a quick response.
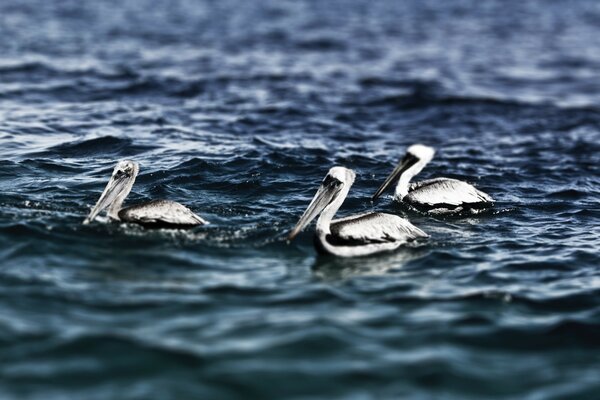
[372,144,494,213]
[288,167,427,257]
[83,160,207,228]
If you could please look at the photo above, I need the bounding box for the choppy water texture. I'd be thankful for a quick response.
[1,1,599,399]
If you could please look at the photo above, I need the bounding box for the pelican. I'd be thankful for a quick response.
[288,167,427,257]
[83,160,207,228]
[372,144,494,213]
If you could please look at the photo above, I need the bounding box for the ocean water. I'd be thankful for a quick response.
[1,0,599,398]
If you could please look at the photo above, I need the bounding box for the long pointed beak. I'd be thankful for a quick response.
[83,174,129,224]
[372,155,417,201]
[288,180,341,241]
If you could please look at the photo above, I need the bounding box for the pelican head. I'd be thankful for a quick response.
[83,160,139,224]
[288,167,355,241]
[372,144,435,201]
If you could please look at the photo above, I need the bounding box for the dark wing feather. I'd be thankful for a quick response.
[119,200,207,228]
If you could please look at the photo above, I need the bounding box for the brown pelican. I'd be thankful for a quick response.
[372,144,494,213]
[288,167,427,257]
[83,160,207,228]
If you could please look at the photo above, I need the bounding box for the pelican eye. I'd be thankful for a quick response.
[323,175,343,187]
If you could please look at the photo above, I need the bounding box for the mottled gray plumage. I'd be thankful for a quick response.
[330,212,427,245]
[119,199,207,227]
[406,178,493,208]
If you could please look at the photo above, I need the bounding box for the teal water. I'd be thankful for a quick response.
[1,1,599,399]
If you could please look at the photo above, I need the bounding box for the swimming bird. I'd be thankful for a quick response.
[83,160,207,228]
[372,144,494,213]
[288,167,427,257]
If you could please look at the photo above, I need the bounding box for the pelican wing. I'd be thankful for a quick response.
[118,200,207,227]
[330,212,427,245]
[407,178,493,207]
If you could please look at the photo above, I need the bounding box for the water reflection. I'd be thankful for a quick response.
[312,246,429,280]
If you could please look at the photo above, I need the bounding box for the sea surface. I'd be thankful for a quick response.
[1,1,599,399]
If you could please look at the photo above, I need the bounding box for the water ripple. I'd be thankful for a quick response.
[1,0,600,399]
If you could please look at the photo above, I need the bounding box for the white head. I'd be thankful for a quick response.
[327,166,356,186]
[372,144,435,200]
[406,144,435,164]
[288,166,355,240]
[83,160,140,224]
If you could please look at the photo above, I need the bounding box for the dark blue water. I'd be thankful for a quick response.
[1,1,599,398]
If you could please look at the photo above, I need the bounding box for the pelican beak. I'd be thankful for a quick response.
[83,173,130,224]
[288,176,342,241]
[372,153,419,201]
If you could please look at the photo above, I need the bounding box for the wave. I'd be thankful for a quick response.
[33,136,155,158]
